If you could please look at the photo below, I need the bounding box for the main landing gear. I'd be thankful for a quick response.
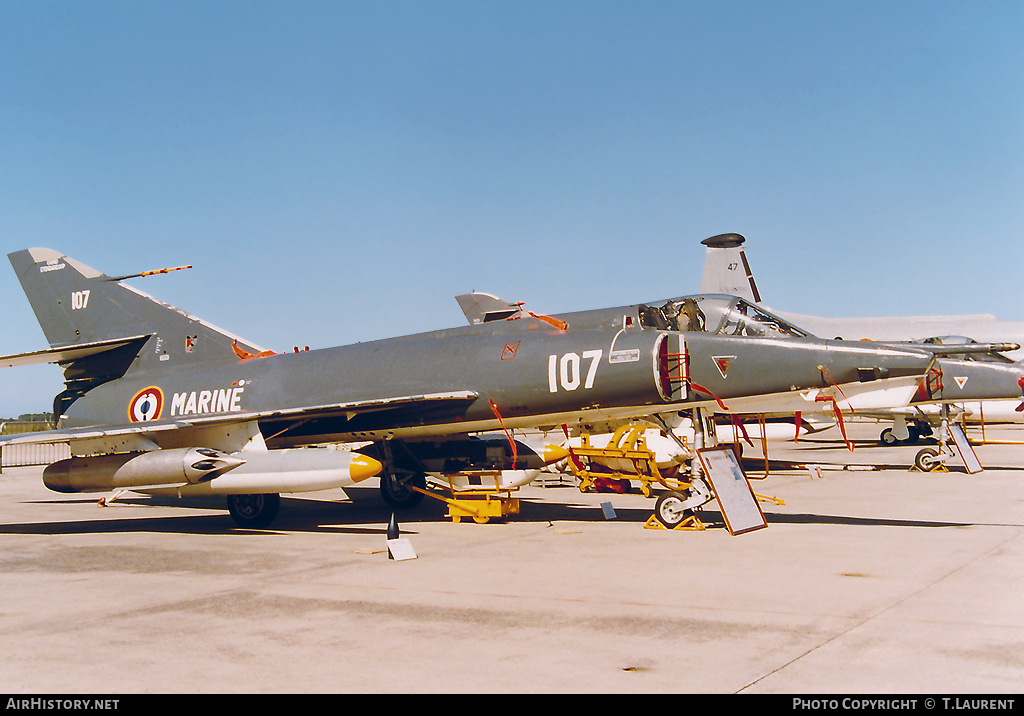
[879,416,933,445]
[374,440,521,522]
[379,472,427,509]
[226,493,281,529]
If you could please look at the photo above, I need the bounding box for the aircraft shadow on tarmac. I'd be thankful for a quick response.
[0,487,988,535]
[1,491,649,536]
[763,512,977,528]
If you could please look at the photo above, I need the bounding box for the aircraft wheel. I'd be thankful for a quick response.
[380,472,426,509]
[227,493,281,529]
[914,447,942,472]
[880,428,899,445]
[654,492,691,529]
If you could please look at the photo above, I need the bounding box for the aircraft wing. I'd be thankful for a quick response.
[0,390,480,455]
[186,389,481,424]
[0,422,179,450]
[700,375,925,416]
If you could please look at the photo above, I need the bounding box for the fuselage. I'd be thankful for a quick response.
[60,314,983,447]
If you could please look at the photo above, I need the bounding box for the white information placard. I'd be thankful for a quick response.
[697,446,767,535]
[948,424,983,474]
[387,538,418,561]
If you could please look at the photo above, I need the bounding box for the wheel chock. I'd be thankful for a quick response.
[643,514,706,531]
[909,463,950,473]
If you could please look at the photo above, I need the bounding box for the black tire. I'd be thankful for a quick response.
[915,447,942,472]
[654,492,690,529]
[880,428,898,445]
[226,493,281,529]
[380,472,427,509]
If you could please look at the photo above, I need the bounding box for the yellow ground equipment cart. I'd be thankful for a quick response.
[410,470,528,524]
[566,422,694,498]
[564,422,714,529]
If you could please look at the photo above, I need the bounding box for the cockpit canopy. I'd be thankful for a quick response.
[638,295,813,338]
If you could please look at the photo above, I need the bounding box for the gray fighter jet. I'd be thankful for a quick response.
[460,234,1024,471]
[0,248,993,527]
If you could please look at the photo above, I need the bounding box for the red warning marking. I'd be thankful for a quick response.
[713,355,735,379]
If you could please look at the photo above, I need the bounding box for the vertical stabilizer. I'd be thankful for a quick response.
[456,291,522,324]
[8,248,269,368]
[698,233,761,303]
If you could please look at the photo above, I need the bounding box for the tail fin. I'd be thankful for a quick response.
[698,233,761,303]
[455,291,522,324]
[8,248,269,368]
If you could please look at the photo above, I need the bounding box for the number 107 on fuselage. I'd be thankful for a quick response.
[548,349,603,393]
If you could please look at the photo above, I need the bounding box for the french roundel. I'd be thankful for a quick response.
[129,387,164,422]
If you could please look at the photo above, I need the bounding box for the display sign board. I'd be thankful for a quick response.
[948,424,983,474]
[697,445,767,535]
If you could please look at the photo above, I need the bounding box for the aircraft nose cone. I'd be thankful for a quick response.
[349,454,383,483]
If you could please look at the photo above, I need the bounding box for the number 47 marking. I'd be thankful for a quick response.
[548,350,603,393]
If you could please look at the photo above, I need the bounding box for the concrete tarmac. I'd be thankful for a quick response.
[1,422,1023,694]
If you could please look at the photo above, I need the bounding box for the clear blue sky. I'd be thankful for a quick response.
[1,1,1022,415]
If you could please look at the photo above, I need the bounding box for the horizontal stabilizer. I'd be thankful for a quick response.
[0,335,151,369]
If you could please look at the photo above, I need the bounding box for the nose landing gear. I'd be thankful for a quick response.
[912,405,983,474]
